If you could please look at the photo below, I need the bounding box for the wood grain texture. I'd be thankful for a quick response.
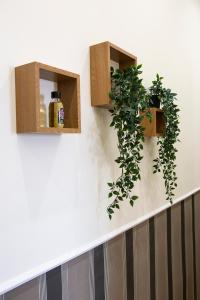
[15,62,80,133]
[171,203,183,300]
[133,221,150,300]
[109,42,137,70]
[58,76,80,131]
[90,42,110,107]
[90,41,137,108]
[154,211,169,300]
[104,233,127,300]
[15,62,39,133]
[141,108,165,137]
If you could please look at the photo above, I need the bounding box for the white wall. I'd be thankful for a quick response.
[0,0,200,294]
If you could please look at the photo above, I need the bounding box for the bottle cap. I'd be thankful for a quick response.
[51,91,61,99]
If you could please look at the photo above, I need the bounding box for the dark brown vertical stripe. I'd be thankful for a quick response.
[181,200,186,300]
[149,217,155,300]
[94,244,105,300]
[126,229,134,300]
[46,266,62,300]
[192,195,197,300]
[171,203,183,300]
[133,221,150,300]
[194,192,200,299]
[167,208,173,300]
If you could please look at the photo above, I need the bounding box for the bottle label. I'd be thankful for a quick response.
[58,108,64,125]
[54,102,64,128]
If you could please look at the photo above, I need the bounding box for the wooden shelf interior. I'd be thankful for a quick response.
[15,62,80,133]
[110,44,136,70]
[90,41,137,107]
[39,68,79,130]
[141,108,165,137]
[156,110,165,135]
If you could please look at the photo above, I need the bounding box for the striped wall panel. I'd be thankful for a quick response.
[171,202,183,299]
[125,229,134,299]
[154,211,169,300]
[133,221,150,300]
[104,233,127,300]
[184,197,195,300]
[61,252,94,300]
[2,192,200,300]
[3,277,44,300]
[194,192,200,299]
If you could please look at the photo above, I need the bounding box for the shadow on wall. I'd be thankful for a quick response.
[88,108,118,168]
[9,68,16,134]
[140,137,165,209]
[10,67,62,220]
[87,106,166,217]
[16,134,61,220]
[87,107,119,214]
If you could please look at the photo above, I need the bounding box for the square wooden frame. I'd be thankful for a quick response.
[15,62,81,133]
[90,41,137,108]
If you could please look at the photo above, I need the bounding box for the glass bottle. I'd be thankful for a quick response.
[39,96,46,127]
[49,91,64,128]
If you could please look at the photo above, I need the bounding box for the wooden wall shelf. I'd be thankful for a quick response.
[141,108,165,137]
[90,41,137,108]
[15,62,80,133]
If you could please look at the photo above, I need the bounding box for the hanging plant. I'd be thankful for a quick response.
[107,65,151,219]
[148,74,164,108]
[150,75,180,203]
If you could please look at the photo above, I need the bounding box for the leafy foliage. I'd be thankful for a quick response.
[151,76,180,203]
[149,74,165,100]
[107,65,151,219]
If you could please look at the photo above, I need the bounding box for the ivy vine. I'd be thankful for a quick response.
[148,74,164,106]
[151,75,180,203]
[107,65,151,219]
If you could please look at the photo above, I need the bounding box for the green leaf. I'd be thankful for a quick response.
[113,191,119,195]
[108,208,114,214]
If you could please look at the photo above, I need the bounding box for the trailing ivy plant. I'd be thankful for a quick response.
[107,65,151,219]
[151,75,180,203]
[148,74,164,108]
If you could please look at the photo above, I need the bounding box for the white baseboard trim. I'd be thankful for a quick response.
[0,186,200,295]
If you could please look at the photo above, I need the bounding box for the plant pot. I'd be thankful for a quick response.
[149,95,160,108]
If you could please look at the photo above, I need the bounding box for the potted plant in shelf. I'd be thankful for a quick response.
[150,75,180,204]
[148,74,164,108]
[107,65,151,219]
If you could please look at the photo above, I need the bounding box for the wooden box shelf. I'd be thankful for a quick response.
[90,41,137,108]
[15,62,80,133]
[141,108,165,137]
